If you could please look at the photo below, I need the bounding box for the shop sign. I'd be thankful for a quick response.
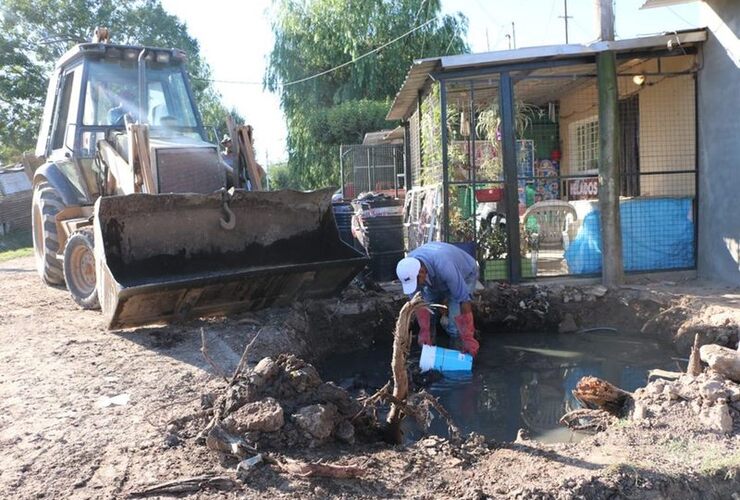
[568,177,599,200]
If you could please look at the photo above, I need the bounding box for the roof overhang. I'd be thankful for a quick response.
[640,0,697,9]
[386,29,707,121]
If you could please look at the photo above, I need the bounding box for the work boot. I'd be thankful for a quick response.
[416,307,433,346]
[454,312,480,357]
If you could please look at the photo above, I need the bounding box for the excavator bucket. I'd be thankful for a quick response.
[93,188,368,329]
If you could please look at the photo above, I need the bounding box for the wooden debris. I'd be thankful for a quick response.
[647,368,682,381]
[686,333,703,377]
[128,474,236,497]
[560,408,615,432]
[573,376,632,416]
[277,459,367,479]
[387,293,429,442]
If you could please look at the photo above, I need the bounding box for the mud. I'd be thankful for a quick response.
[0,255,739,499]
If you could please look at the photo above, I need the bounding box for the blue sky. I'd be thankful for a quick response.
[160,0,701,167]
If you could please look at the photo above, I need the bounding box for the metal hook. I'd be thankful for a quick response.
[219,189,236,230]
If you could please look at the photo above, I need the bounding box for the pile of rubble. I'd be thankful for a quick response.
[631,344,740,434]
[196,354,376,453]
[633,371,740,433]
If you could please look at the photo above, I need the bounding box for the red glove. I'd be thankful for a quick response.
[454,311,479,357]
[416,307,432,346]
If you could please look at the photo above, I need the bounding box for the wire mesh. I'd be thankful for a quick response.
[512,63,697,278]
[408,53,698,280]
[340,143,404,200]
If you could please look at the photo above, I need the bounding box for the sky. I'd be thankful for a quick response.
[160,0,701,168]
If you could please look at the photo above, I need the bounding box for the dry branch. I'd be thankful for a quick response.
[200,328,229,383]
[560,408,615,432]
[231,328,262,383]
[128,474,236,497]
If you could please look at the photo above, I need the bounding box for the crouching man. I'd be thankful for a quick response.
[396,242,480,357]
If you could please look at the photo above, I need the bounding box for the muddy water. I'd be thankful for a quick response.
[319,330,678,443]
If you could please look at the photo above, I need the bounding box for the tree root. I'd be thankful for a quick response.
[275,459,367,478]
[559,408,616,432]
[128,474,237,497]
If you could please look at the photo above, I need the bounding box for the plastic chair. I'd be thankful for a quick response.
[522,200,578,250]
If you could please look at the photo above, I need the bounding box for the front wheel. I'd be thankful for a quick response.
[63,229,100,310]
[32,182,65,285]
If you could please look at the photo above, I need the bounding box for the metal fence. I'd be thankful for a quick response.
[422,54,698,281]
[339,143,405,200]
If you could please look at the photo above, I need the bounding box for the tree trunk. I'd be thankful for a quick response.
[573,376,631,415]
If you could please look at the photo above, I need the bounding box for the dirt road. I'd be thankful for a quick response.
[1,255,738,499]
[0,257,241,497]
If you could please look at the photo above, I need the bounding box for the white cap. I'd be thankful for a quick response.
[396,257,421,295]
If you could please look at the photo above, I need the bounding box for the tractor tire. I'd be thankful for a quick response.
[63,229,100,310]
[32,181,65,285]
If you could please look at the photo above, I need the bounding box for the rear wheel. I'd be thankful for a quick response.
[63,229,100,310]
[32,182,65,285]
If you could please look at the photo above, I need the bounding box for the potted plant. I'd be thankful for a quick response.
[477,223,535,281]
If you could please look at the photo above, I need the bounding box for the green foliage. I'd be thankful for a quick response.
[266,162,294,190]
[0,230,33,262]
[288,98,391,188]
[267,0,468,190]
[0,0,229,163]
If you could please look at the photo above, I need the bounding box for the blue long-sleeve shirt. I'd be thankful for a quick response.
[408,242,478,303]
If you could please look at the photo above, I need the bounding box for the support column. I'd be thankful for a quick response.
[596,0,623,286]
[500,72,522,283]
[403,121,412,190]
[440,81,450,242]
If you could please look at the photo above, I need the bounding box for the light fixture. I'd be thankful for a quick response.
[632,74,646,86]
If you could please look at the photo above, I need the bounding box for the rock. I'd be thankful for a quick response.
[647,380,665,396]
[728,384,740,402]
[253,357,279,381]
[633,401,649,420]
[316,382,361,416]
[288,366,323,392]
[573,292,582,303]
[334,420,355,443]
[663,384,680,400]
[293,403,338,440]
[700,344,740,382]
[558,313,578,334]
[224,397,284,433]
[699,380,728,405]
[700,402,734,434]
[589,285,608,298]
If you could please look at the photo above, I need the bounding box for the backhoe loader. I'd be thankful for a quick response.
[32,28,366,329]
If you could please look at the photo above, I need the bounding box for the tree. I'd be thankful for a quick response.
[267,0,468,190]
[0,0,232,163]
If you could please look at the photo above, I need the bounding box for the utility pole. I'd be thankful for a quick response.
[559,0,573,43]
[511,22,516,49]
[486,28,490,51]
[595,0,623,286]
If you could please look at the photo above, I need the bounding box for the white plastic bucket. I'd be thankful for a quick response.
[419,344,473,373]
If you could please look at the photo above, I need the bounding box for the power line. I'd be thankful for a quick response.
[195,17,437,88]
